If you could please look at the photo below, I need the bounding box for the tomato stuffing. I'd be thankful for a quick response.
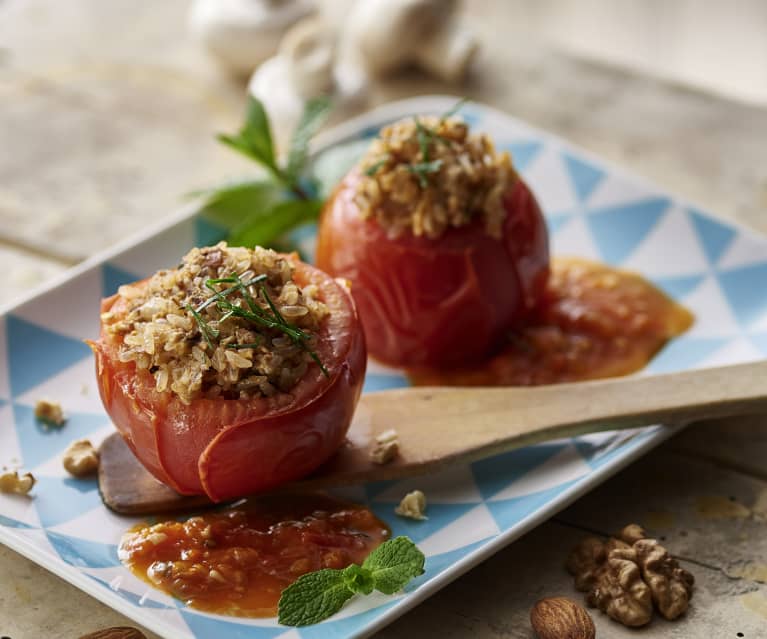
[119,494,389,617]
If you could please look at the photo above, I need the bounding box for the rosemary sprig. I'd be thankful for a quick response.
[190,273,329,378]
[186,304,219,350]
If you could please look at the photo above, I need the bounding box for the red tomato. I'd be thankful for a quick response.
[91,259,366,502]
[316,171,550,367]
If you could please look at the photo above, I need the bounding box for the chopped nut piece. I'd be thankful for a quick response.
[634,538,694,620]
[370,429,400,465]
[0,470,36,495]
[62,439,100,477]
[566,523,694,627]
[34,398,66,426]
[395,490,427,520]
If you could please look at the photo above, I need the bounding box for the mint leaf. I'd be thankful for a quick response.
[363,536,425,595]
[192,180,280,229]
[227,199,322,249]
[342,564,374,596]
[278,569,353,627]
[287,96,332,182]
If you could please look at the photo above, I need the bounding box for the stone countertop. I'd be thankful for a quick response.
[1,1,767,638]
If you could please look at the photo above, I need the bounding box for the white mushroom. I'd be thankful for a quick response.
[339,0,478,83]
[189,0,315,76]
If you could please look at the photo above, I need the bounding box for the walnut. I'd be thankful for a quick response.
[34,398,66,426]
[633,539,694,620]
[62,439,100,477]
[587,547,653,627]
[370,429,400,465]
[395,490,428,520]
[567,523,693,627]
[0,470,36,495]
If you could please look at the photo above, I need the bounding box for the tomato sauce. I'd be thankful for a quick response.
[119,494,389,617]
[409,257,693,386]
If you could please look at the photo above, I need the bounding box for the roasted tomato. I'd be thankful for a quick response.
[316,170,549,367]
[91,257,366,502]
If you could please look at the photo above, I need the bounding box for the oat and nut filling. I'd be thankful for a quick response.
[355,116,516,239]
[102,243,329,404]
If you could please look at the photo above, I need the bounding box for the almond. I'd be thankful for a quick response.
[530,596,596,639]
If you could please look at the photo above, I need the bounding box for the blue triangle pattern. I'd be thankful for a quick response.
[750,333,767,356]
[717,264,767,329]
[585,198,670,264]
[502,141,544,172]
[33,476,102,528]
[471,443,567,502]
[13,404,108,470]
[86,574,176,609]
[195,217,228,247]
[0,514,36,529]
[688,209,736,265]
[645,337,730,374]
[486,480,580,530]
[369,502,478,544]
[180,610,285,639]
[546,213,574,236]
[46,530,120,568]
[362,373,410,393]
[297,600,399,639]
[575,429,655,470]
[102,263,141,297]
[563,153,606,202]
[652,274,705,300]
[6,315,92,397]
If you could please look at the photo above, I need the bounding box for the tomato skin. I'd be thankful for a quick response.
[92,260,366,501]
[316,171,549,367]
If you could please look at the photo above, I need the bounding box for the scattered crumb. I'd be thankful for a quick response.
[62,439,100,477]
[0,470,36,495]
[371,429,400,465]
[80,383,89,396]
[34,398,66,426]
[395,490,428,520]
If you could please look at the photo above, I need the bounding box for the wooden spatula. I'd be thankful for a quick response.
[99,360,767,515]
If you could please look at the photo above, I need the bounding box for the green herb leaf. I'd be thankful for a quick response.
[227,199,322,249]
[407,159,444,188]
[191,180,280,229]
[217,97,277,169]
[440,97,469,122]
[278,569,353,627]
[342,564,375,596]
[362,536,426,595]
[286,96,332,182]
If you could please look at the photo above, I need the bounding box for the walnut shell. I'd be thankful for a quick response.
[530,596,596,639]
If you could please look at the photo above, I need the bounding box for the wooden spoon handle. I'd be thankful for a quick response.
[313,360,767,485]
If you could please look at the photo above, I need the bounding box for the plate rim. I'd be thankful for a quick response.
[1,94,764,638]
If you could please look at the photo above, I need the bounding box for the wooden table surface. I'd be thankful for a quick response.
[2,1,767,638]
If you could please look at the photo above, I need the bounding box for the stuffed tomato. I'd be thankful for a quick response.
[316,115,549,367]
[91,243,366,501]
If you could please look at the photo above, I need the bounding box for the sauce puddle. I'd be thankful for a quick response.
[409,257,693,386]
[119,493,389,617]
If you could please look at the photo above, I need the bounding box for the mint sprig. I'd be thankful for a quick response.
[195,96,331,250]
[278,536,425,626]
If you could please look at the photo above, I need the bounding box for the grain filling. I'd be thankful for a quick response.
[102,243,329,404]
